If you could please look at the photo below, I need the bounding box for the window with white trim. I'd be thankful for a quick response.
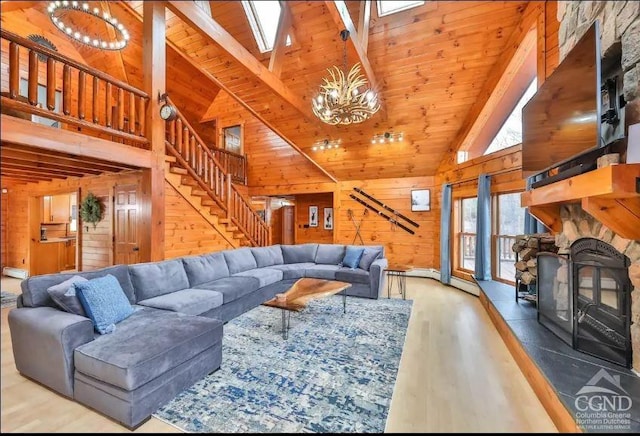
[377,1,425,17]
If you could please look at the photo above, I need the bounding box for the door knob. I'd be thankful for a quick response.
[132,247,140,252]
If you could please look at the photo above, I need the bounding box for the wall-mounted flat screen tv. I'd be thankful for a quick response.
[522,22,602,173]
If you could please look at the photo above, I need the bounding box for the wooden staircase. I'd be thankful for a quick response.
[163,97,270,247]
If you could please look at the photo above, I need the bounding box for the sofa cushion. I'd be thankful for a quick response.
[305,264,341,280]
[129,259,189,302]
[335,267,370,284]
[281,244,319,264]
[21,265,136,308]
[314,244,345,265]
[270,263,315,280]
[182,252,230,287]
[233,268,283,288]
[342,246,365,269]
[197,276,260,304]
[250,245,284,268]
[137,288,223,316]
[75,275,135,335]
[223,248,258,274]
[74,308,223,391]
[47,275,89,316]
[358,245,385,271]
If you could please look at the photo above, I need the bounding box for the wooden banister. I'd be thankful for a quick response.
[164,97,268,246]
[1,29,149,147]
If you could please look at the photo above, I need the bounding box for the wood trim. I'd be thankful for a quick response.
[142,0,167,262]
[0,97,149,146]
[437,2,542,170]
[324,1,377,90]
[536,1,547,87]
[582,197,640,241]
[528,205,562,232]
[479,291,582,433]
[249,182,338,196]
[358,0,371,53]
[521,164,640,206]
[166,1,313,120]
[268,1,292,78]
[0,115,152,168]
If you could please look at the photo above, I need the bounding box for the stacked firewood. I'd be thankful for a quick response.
[512,234,558,285]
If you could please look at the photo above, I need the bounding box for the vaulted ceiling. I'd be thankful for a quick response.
[1,1,530,182]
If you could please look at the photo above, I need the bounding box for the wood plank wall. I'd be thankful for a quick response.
[545,1,560,79]
[4,171,142,273]
[202,91,334,187]
[295,193,333,244]
[1,190,7,270]
[164,182,232,259]
[336,177,438,268]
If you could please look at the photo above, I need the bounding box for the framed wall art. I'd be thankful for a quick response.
[309,205,318,227]
[411,189,430,212]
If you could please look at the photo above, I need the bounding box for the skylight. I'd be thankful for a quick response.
[484,79,538,155]
[241,0,291,53]
[377,1,425,17]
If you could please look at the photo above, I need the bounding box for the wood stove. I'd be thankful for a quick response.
[537,238,632,368]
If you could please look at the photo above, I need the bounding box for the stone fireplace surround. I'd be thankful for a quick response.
[555,204,640,371]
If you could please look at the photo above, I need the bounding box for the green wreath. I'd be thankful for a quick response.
[80,193,104,229]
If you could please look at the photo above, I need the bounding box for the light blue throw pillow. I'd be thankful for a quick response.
[342,246,365,270]
[75,274,134,335]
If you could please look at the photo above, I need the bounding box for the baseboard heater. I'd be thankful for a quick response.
[2,267,29,280]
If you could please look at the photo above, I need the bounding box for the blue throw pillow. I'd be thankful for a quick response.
[75,274,134,335]
[342,246,365,270]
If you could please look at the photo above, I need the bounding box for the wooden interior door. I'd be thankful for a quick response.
[114,184,140,265]
[282,206,295,245]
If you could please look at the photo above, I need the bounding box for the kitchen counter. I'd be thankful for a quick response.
[39,237,76,244]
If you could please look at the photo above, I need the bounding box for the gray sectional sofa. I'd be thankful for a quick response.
[8,243,387,429]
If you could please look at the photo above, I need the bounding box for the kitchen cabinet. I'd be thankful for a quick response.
[42,194,71,223]
[33,238,76,275]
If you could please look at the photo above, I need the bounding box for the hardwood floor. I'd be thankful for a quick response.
[1,277,557,433]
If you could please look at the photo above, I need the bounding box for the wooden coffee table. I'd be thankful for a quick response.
[384,265,413,300]
[262,278,352,339]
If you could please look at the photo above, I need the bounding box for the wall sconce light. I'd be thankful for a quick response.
[312,138,341,151]
[371,131,403,144]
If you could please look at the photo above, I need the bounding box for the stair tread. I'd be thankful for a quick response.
[165,155,177,163]
[170,167,188,175]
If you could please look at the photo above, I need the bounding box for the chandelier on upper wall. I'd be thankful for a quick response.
[48,1,130,50]
[312,30,380,125]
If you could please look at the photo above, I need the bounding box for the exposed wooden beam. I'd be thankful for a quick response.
[0,166,73,179]
[1,159,90,177]
[119,2,338,184]
[268,1,292,78]
[437,1,543,171]
[101,1,129,84]
[0,169,55,181]
[166,0,313,121]
[0,115,152,168]
[357,0,371,54]
[1,145,139,172]
[142,0,166,262]
[324,1,377,90]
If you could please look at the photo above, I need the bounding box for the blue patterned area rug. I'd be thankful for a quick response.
[1,291,19,309]
[154,295,413,433]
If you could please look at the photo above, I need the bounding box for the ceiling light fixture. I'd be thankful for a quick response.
[311,138,341,152]
[371,131,403,144]
[48,1,129,50]
[312,29,380,125]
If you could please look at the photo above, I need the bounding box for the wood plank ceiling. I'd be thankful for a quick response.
[1,143,139,184]
[1,1,528,181]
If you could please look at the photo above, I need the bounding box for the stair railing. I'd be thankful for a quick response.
[164,97,270,246]
[1,29,149,147]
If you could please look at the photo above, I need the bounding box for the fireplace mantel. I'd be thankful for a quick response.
[521,164,640,240]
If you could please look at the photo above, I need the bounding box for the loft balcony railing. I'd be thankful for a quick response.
[164,96,269,247]
[1,29,149,148]
[211,147,247,185]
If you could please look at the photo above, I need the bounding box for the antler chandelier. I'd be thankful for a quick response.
[312,30,379,125]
